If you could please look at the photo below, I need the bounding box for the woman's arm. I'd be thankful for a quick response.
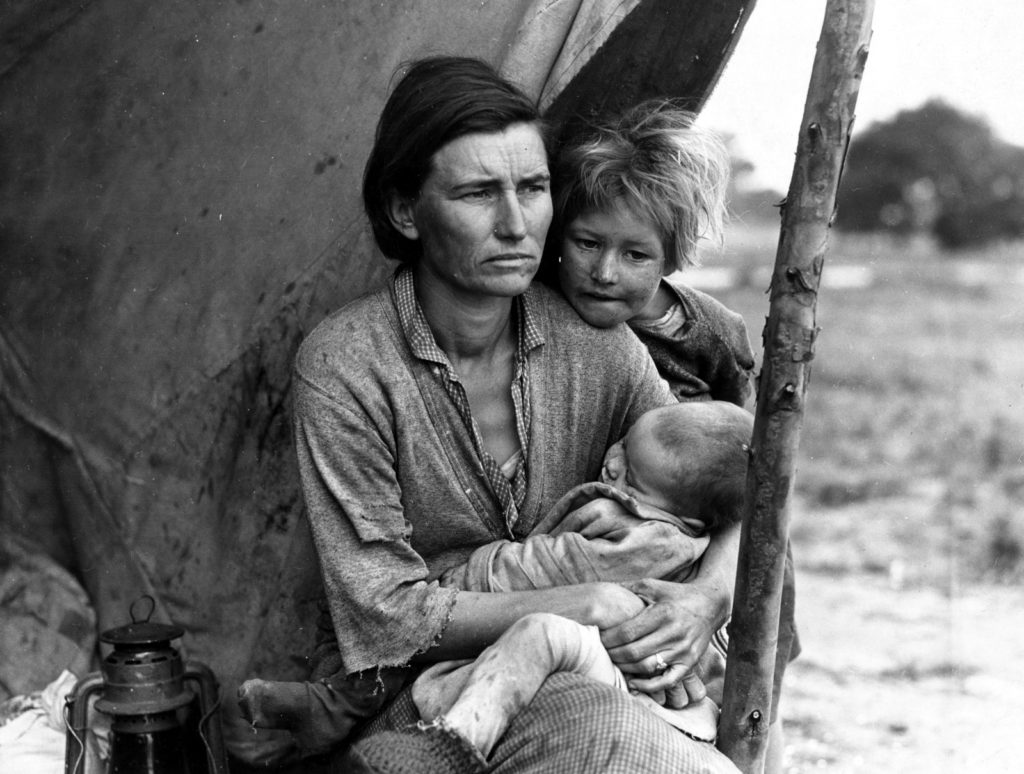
[296,379,649,672]
[413,581,647,662]
[443,494,708,593]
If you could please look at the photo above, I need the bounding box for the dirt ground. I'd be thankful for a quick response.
[704,231,1024,773]
[781,520,1024,772]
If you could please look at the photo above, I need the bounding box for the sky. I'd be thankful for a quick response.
[700,0,1024,192]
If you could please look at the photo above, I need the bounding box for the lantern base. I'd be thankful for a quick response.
[109,712,191,774]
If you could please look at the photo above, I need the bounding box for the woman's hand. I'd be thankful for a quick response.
[603,521,740,706]
[598,578,725,701]
[548,496,645,538]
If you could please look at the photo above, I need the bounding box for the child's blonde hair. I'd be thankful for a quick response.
[553,99,730,272]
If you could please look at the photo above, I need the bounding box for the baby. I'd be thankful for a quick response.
[239,400,753,759]
[411,400,753,761]
[441,399,750,592]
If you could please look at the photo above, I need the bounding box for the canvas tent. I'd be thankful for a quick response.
[0,0,757,711]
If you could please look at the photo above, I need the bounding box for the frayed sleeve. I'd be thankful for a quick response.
[294,374,458,674]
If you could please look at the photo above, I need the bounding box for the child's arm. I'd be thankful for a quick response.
[695,289,756,407]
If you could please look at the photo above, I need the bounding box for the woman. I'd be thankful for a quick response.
[293,57,739,772]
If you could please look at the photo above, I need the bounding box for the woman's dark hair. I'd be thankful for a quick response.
[362,56,545,264]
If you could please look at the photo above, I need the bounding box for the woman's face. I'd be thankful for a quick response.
[558,202,666,327]
[399,122,552,300]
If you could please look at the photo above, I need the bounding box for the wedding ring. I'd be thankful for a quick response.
[654,652,668,673]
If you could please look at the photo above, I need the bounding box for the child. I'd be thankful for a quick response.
[411,400,754,762]
[547,99,755,407]
[547,99,797,771]
[238,401,751,757]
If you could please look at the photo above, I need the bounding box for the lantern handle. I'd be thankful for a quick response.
[129,594,156,624]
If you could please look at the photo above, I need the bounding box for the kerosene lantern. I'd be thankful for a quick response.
[64,596,228,774]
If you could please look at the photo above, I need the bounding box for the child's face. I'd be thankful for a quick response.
[558,202,666,328]
[599,409,678,513]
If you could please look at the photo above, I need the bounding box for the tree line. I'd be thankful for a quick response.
[835,99,1024,249]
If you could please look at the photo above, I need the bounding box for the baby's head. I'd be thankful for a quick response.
[599,401,753,533]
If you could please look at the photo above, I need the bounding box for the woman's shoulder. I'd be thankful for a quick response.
[526,282,645,350]
[525,283,665,401]
[295,283,399,387]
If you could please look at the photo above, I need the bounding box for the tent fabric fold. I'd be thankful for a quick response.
[0,0,754,697]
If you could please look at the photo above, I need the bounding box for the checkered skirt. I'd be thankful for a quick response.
[345,672,739,773]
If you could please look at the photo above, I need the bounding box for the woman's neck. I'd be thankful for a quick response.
[413,268,516,361]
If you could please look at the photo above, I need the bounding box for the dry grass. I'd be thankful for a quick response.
[689,226,1024,771]
[694,226,1024,587]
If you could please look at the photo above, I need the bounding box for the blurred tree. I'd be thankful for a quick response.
[836,99,1024,248]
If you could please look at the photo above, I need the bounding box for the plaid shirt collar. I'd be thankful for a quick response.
[392,266,543,531]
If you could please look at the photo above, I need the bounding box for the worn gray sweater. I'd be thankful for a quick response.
[293,273,671,674]
[629,276,755,406]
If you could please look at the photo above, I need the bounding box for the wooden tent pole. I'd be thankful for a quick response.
[716,1,874,771]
